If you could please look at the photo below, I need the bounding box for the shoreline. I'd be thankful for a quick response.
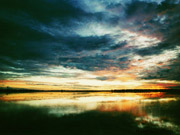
[0,88,180,93]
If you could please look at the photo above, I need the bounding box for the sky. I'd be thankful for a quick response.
[0,0,180,90]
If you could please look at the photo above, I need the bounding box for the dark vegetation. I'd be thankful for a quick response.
[0,87,180,93]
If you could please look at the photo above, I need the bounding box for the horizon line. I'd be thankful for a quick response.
[0,87,180,93]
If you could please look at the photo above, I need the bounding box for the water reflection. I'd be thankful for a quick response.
[0,92,180,135]
[0,92,177,116]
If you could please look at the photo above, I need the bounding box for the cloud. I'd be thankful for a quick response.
[0,0,180,89]
[96,76,116,81]
[142,55,180,82]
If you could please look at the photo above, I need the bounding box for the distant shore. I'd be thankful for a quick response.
[0,88,180,93]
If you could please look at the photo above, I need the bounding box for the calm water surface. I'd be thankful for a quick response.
[0,92,180,135]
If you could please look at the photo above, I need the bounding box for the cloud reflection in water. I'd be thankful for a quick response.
[0,92,180,135]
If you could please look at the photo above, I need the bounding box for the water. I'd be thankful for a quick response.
[0,92,180,135]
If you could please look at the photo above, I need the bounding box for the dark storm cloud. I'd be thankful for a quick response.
[104,0,180,45]
[99,0,180,83]
[0,0,107,78]
[58,54,129,71]
[109,41,127,50]
[0,0,180,84]
[142,55,180,81]
[56,35,112,52]
[129,1,180,84]
[126,0,180,56]
[136,42,176,56]
[0,0,88,25]
[0,0,115,74]
[0,0,92,59]
[125,0,157,20]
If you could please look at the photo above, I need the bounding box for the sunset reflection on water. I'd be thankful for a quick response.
[0,92,180,135]
[0,92,177,115]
